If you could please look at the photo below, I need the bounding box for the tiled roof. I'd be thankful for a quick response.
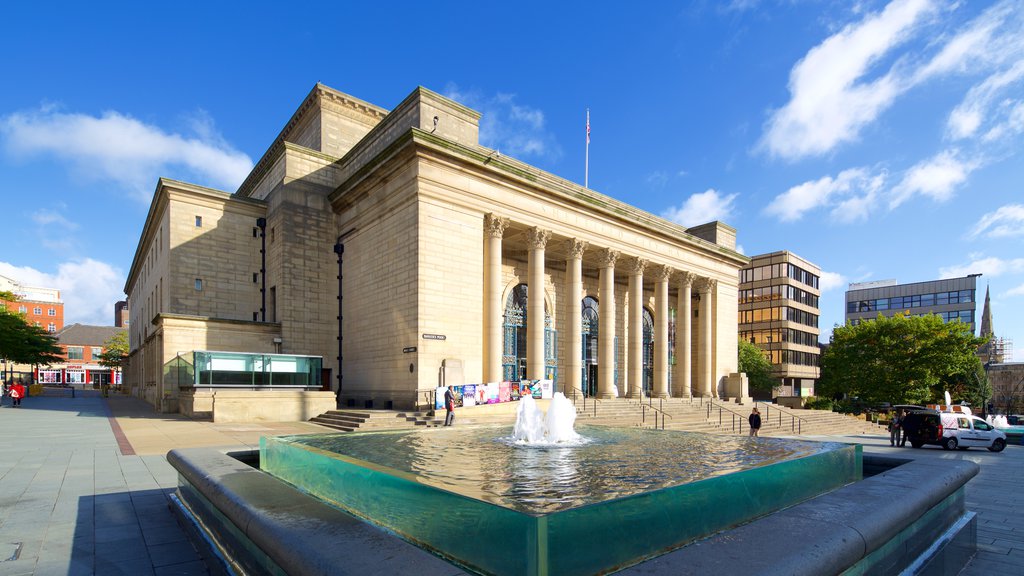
[55,324,126,346]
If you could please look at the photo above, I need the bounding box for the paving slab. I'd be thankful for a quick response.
[2,392,1022,574]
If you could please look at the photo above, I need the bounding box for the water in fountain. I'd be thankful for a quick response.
[512,392,581,445]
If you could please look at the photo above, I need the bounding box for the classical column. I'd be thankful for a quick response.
[527,227,551,381]
[653,265,671,399]
[598,248,619,399]
[674,272,695,398]
[627,257,647,398]
[565,239,587,398]
[484,214,508,383]
[695,277,717,398]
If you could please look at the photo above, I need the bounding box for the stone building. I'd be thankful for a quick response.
[123,83,747,416]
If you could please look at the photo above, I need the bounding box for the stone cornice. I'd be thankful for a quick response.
[236,83,387,198]
[403,130,749,268]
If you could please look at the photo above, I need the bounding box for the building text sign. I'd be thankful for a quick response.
[422,334,446,341]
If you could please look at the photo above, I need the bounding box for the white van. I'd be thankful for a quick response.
[939,413,1007,452]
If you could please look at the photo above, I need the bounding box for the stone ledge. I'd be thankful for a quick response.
[168,449,977,576]
[168,447,464,576]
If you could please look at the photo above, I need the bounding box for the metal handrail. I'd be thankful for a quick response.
[756,401,808,435]
[572,387,600,417]
[640,402,673,430]
[706,400,751,435]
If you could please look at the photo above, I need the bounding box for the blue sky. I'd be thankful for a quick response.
[1,0,1022,355]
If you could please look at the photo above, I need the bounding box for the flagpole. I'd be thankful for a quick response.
[585,108,590,189]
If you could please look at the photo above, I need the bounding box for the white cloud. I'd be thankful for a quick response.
[443,84,562,161]
[947,60,1024,140]
[760,0,936,160]
[819,270,848,292]
[646,171,669,189]
[661,189,738,228]
[763,167,884,223]
[982,100,1024,142]
[0,106,253,201]
[939,256,1024,279]
[0,259,124,326]
[969,204,1024,239]
[1007,282,1024,297]
[30,208,80,253]
[889,149,978,208]
[761,0,1024,160]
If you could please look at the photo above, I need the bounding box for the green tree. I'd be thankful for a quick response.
[938,355,991,413]
[819,313,985,406]
[0,306,64,367]
[98,331,128,371]
[738,339,776,395]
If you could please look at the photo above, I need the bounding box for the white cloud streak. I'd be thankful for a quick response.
[443,84,562,161]
[760,0,936,160]
[661,189,739,228]
[969,204,1024,239]
[939,256,1024,279]
[1007,282,1024,297]
[762,0,1024,160]
[0,107,253,201]
[819,270,848,292]
[763,167,885,223]
[0,260,125,326]
[888,149,978,208]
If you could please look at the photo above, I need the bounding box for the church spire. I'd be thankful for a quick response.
[979,284,994,338]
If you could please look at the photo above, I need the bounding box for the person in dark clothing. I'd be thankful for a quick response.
[890,410,903,446]
[443,385,456,426]
[748,407,762,437]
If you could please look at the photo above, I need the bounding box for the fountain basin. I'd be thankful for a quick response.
[259,426,859,575]
[168,444,978,576]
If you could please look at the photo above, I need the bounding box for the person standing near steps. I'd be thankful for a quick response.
[444,385,456,426]
[748,407,762,437]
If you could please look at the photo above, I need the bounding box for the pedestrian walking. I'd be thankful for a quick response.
[10,379,25,408]
[748,407,762,437]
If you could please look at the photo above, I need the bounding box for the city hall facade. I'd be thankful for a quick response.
[124,84,747,416]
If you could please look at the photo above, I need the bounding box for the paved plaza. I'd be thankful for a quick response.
[0,392,1021,575]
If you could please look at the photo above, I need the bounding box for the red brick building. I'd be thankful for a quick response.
[38,324,126,387]
[0,274,64,334]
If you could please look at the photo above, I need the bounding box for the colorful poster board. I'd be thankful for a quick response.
[434,380,556,409]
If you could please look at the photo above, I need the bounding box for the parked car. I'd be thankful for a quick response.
[901,410,1007,452]
[1007,414,1024,426]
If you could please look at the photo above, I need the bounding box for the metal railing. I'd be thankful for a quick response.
[571,387,600,417]
[640,402,672,430]
[755,401,808,435]
[706,400,750,434]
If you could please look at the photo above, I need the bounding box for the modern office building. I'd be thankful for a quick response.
[738,251,821,398]
[845,275,980,332]
[124,83,748,417]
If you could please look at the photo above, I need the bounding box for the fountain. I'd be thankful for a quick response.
[168,394,980,575]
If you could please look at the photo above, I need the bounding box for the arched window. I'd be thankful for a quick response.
[502,284,556,385]
[582,296,599,397]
